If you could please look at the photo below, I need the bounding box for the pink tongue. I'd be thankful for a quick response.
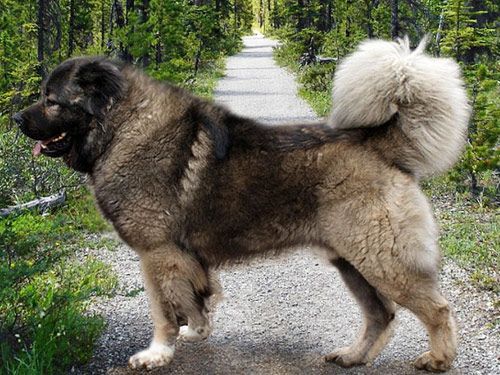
[33,142,42,157]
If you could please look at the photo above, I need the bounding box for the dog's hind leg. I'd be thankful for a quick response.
[330,212,456,371]
[128,246,214,369]
[323,185,457,371]
[400,282,456,372]
[325,257,396,367]
[361,266,456,372]
[178,271,221,342]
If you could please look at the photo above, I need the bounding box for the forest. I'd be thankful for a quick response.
[0,0,498,373]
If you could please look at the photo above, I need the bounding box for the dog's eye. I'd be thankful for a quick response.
[46,99,59,107]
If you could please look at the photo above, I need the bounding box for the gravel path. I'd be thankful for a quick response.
[78,34,499,375]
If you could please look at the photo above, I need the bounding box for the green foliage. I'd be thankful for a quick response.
[440,0,497,62]
[436,205,499,293]
[0,130,81,207]
[274,29,335,118]
[273,31,304,71]
[296,63,334,116]
[186,57,227,99]
[298,62,334,93]
[298,86,331,117]
[450,62,499,198]
[0,189,116,374]
[422,177,498,300]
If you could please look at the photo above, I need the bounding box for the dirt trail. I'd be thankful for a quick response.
[78,34,499,375]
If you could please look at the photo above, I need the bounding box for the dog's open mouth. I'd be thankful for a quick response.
[33,132,72,157]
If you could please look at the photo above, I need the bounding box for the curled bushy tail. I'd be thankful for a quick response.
[328,37,471,178]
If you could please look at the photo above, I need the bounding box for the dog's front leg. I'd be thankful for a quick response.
[128,248,180,370]
[129,245,214,370]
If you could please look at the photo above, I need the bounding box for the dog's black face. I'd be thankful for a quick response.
[13,57,125,162]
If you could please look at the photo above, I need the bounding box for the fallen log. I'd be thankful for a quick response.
[316,56,337,64]
[0,191,66,217]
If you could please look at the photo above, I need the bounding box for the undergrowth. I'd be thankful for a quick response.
[422,177,499,297]
[0,189,117,374]
[182,56,227,99]
[274,41,333,118]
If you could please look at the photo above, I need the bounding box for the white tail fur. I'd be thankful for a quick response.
[328,37,471,178]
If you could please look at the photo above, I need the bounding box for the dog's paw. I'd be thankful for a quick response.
[128,342,175,370]
[414,351,450,372]
[324,346,367,367]
[178,325,210,342]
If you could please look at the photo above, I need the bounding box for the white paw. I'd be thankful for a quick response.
[128,342,175,370]
[178,325,210,342]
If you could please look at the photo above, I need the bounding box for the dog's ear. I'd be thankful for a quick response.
[74,59,125,116]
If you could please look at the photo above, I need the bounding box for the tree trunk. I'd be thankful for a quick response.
[234,0,239,29]
[139,0,149,67]
[101,0,106,49]
[463,0,493,63]
[126,0,135,11]
[273,0,279,28]
[468,81,479,197]
[123,0,135,62]
[259,0,264,28]
[37,0,46,78]
[297,0,308,31]
[327,1,332,31]
[0,192,66,217]
[390,0,399,39]
[365,0,379,38]
[155,3,163,66]
[435,8,444,57]
[68,0,75,56]
[112,0,125,29]
[216,0,228,14]
[193,46,202,76]
[318,0,332,32]
[155,41,162,66]
[455,0,461,61]
[111,0,125,57]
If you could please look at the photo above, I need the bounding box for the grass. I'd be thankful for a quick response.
[0,188,117,374]
[438,208,498,288]
[298,87,332,118]
[423,177,499,297]
[183,57,227,99]
[146,45,233,101]
[274,43,334,119]
[438,210,498,274]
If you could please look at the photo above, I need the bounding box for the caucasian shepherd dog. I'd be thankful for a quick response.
[15,39,470,372]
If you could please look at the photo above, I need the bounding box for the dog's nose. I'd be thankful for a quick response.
[12,112,24,126]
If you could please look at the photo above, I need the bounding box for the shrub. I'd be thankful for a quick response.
[298,62,334,93]
[0,190,116,374]
[0,126,81,208]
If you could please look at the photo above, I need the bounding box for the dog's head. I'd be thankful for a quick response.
[13,57,125,161]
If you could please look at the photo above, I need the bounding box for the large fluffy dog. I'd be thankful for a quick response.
[14,39,470,372]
